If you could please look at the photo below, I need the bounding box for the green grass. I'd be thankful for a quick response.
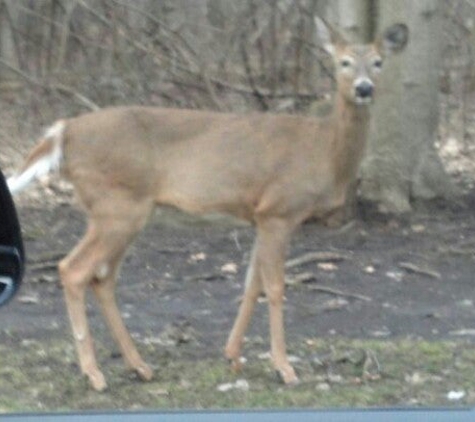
[1,336,474,412]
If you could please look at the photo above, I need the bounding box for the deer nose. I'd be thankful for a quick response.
[354,80,374,99]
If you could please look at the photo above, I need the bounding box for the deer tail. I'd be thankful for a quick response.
[7,120,65,195]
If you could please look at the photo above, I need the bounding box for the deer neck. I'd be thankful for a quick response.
[331,93,371,183]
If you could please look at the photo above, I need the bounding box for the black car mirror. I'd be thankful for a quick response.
[0,168,24,306]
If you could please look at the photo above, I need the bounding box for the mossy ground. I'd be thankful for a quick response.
[1,335,474,412]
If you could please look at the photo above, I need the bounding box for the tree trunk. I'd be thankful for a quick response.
[328,0,373,42]
[360,0,454,213]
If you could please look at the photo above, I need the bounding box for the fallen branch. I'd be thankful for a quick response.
[155,247,191,254]
[308,285,372,302]
[443,246,475,256]
[286,251,349,269]
[29,262,58,272]
[29,251,67,264]
[398,262,441,280]
[184,273,226,282]
[28,251,67,272]
[285,272,316,286]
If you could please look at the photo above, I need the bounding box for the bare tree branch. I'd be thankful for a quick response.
[0,57,99,111]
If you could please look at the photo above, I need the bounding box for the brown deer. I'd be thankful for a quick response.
[7,18,408,391]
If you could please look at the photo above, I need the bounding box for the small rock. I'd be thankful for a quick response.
[258,351,272,360]
[217,379,249,392]
[405,372,424,386]
[386,271,404,282]
[150,388,170,397]
[318,262,338,272]
[316,382,331,392]
[440,138,461,158]
[447,390,466,401]
[235,379,250,391]
[288,355,302,363]
[370,328,391,338]
[323,298,349,311]
[21,339,39,347]
[364,265,376,274]
[458,300,474,308]
[411,224,426,233]
[221,262,238,274]
[327,374,343,384]
[189,252,206,262]
[217,383,234,393]
[18,294,39,304]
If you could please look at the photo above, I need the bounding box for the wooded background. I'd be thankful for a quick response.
[0,0,474,213]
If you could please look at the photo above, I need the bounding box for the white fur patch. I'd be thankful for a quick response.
[45,120,65,172]
[8,157,55,194]
[44,120,65,139]
[95,264,110,280]
[74,331,86,342]
[7,120,65,195]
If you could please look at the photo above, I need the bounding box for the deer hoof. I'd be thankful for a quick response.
[276,366,299,386]
[135,363,154,382]
[86,370,108,392]
[229,359,242,373]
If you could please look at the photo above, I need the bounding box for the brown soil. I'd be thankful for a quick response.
[2,194,475,361]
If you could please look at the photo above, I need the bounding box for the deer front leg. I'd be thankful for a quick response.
[225,241,262,372]
[91,261,153,382]
[89,204,153,384]
[257,218,299,385]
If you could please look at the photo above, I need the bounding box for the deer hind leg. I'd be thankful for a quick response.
[59,224,108,391]
[225,240,262,371]
[59,202,152,391]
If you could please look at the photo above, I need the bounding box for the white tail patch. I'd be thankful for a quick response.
[7,120,65,194]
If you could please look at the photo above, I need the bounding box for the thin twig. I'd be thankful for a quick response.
[308,285,372,302]
[0,57,99,111]
[285,272,316,286]
[398,262,441,280]
[53,83,100,111]
[184,273,226,282]
[29,262,58,272]
[286,251,349,269]
[28,251,67,264]
[240,32,268,111]
[445,247,475,256]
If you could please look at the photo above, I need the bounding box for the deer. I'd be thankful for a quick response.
[7,18,408,391]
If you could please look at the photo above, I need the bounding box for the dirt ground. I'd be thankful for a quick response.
[2,190,475,362]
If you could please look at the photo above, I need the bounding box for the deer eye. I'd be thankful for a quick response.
[373,59,383,69]
[340,58,353,68]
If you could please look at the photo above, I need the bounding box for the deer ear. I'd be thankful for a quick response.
[315,16,346,56]
[377,23,409,56]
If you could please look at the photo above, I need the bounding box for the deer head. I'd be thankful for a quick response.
[316,17,409,105]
